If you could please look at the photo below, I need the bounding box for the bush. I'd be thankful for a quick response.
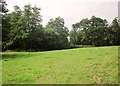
[70,44,95,49]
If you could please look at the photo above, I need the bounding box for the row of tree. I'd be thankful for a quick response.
[2,4,69,51]
[1,1,120,51]
[70,16,120,46]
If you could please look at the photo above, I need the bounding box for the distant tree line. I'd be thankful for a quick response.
[1,1,120,51]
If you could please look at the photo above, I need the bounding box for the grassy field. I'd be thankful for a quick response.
[2,46,119,84]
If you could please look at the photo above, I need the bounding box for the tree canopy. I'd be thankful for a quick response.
[2,3,120,51]
[2,5,69,51]
[70,16,120,46]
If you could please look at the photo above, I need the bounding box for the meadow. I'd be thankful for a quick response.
[2,46,119,84]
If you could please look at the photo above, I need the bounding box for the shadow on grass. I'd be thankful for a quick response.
[2,52,32,60]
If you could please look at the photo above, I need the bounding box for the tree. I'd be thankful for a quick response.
[0,0,9,51]
[45,17,69,49]
[22,5,43,50]
[42,27,60,50]
[69,23,80,45]
[109,18,120,45]
[0,0,8,13]
[2,13,11,50]
[70,16,109,46]
[87,16,109,46]
[2,4,43,51]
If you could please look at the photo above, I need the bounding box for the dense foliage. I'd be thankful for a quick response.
[70,16,120,46]
[0,0,9,51]
[2,2,120,51]
[2,4,69,51]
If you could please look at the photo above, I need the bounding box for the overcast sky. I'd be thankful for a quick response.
[6,0,119,30]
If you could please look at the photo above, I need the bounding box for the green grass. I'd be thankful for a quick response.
[2,46,119,84]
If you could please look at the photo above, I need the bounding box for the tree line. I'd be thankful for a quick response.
[2,3,69,51]
[1,1,120,51]
[70,16,120,46]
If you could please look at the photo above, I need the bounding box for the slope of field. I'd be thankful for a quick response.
[2,46,118,84]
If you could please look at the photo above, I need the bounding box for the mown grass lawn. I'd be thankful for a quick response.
[2,46,119,84]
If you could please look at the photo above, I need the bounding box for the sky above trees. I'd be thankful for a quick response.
[6,0,119,30]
